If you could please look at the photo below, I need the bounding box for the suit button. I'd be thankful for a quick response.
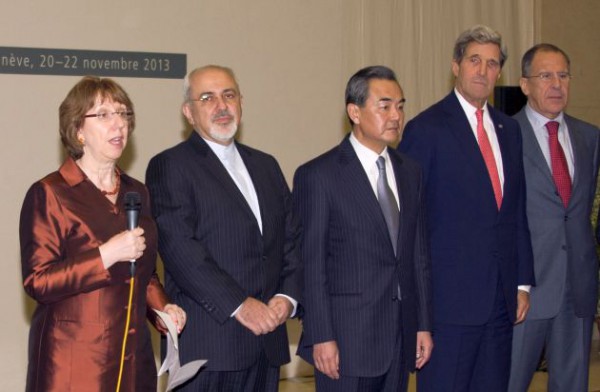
[564,215,569,221]
[561,245,567,251]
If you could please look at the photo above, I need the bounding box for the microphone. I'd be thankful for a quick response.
[124,192,141,230]
[124,192,142,275]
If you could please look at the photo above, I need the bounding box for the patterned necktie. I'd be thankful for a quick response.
[546,121,572,208]
[376,156,399,255]
[476,109,502,209]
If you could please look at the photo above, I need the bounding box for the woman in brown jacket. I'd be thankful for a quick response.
[19,76,186,391]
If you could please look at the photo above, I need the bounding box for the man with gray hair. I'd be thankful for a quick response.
[508,43,600,392]
[399,25,534,391]
[146,65,302,391]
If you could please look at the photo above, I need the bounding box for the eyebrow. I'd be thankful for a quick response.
[378,97,406,103]
[198,88,237,96]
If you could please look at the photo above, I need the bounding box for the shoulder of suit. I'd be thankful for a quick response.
[389,148,422,172]
[295,143,345,173]
[235,141,275,161]
[565,114,600,133]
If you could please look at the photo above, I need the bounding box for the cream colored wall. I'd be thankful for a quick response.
[1,0,542,389]
[1,1,344,389]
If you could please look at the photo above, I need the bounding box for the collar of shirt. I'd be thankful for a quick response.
[453,89,505,187]
[524,103,574,177]
[203,137,237,165]
[349,132,399,208]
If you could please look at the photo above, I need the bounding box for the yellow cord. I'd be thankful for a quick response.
[116,275,135,392]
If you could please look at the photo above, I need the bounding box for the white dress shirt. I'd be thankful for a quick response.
[525,104,574,178]
[349,132,400,209]
[455,88,505,193]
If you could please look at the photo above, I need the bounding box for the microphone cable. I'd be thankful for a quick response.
[116,192,141,392]
[116,262,136,392]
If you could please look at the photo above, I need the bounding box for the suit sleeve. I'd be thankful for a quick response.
[413,169,433,331]
[20,182,111,304]
[146,153,247,324]
[293,164,335,345]
[514,127,536,286]
[272,159,304,307]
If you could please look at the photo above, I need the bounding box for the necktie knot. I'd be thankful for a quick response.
[546,121,560,136]
[376,156,386,172]
[475,108,484,123]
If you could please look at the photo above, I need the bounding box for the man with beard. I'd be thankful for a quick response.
[146,65,302,391]
[398,26,535,391]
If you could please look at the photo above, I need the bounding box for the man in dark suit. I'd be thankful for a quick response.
[398,25,535,391]
[508,44,600,392]
[294,65,433,392]
[146,65,302,391]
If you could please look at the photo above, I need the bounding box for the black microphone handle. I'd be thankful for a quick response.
[126,209,139,231]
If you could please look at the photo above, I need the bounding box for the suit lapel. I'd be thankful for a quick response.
[337,137,398,256]
[515,109,554,185]
[442,93,499,211]
[565,115,585,193]
[188,134,260,227]
[238,144,269,234]
[389,150,405,258]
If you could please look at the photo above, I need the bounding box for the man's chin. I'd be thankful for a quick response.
[208,125,237,140]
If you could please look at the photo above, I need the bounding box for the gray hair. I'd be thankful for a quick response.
[453,25,507,67]
[521,43,570,77]
[182,65,239,101]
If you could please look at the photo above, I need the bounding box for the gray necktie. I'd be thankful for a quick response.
[376,156,399,255]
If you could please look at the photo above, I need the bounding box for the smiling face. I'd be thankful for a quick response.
[78,97,129,164]
[347,78,405,153]
[182,68,242,145]
[520,50,570,119]
[452,42,502,108]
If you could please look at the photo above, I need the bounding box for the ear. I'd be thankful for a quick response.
[182,103,194,125]
[346,103,360,124]
[451,60,460,78]
[519,77,530,97]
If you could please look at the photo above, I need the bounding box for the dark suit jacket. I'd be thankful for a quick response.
[398,92,534,326]
[515,108,600,319]
[294,136,432,377]
[145,132,302,371]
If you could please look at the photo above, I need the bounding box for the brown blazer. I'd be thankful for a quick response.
[20,158,169,392]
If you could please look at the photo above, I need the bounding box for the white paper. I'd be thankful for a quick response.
[154,309,206,391]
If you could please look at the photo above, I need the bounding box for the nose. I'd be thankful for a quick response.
[549,74,562,88]
[477,62,487,76]
[214,95,228,110]
[111,112,127,128]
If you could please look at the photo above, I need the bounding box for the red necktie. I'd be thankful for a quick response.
[476,109,502,209]
[546,121,571,208]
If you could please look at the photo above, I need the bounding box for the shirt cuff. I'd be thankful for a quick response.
[275,294,298,318]
[518,285,531,293]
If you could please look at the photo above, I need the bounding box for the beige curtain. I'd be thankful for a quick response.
[341,0,534,120]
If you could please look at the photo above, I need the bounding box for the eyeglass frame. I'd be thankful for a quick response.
[83,110,134,122]
[187,90,240,106]
[524,71,571,82]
